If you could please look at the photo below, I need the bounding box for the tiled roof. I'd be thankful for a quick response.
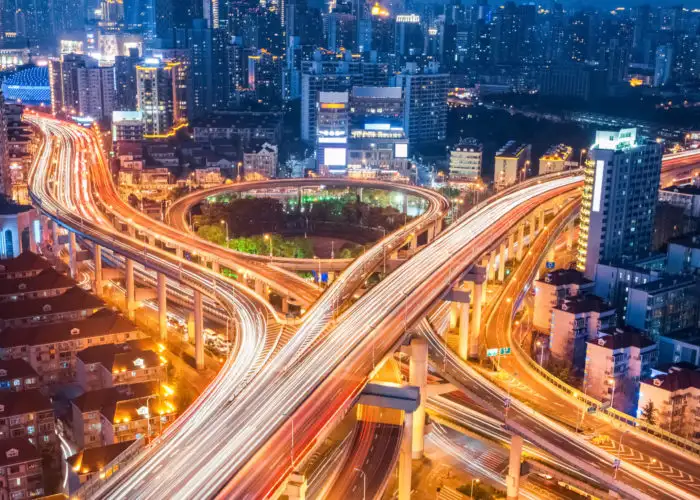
[0,268,75,296]
[0,359,39,380]
[0,389,52,415]
[67,441,135,474]
[592,327,656,350]
[642,368,700,392]
[0,437,40,467]
[71,382,158,423]
[0,286,104,320]
[0,308,137,348]
[0,252,51,276]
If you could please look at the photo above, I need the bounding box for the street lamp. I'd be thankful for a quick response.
[536,340,545,366]
[608,378,616,409]
[579,148,587,167]
[264,233,272,260]
[354,467,366,500]
[470,478,480,498]
[220,219,229,244]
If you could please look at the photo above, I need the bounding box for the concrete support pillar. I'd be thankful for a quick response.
[539,209,545,230]
[282,296,289,314]
[449,301,459,330]
[458,301,470,361]
[566,222,574,250]
[409,338,428,459]
[285,473,307,500]
[212,261,220,273]
[357,187,363,203]
[487,252,496,282]
[409,235,417,251]
[93,244,103,296]
[398,411,413,500]
[469,281,483,359]
[175,247,183,259]
[127,225,135,238]
[529,213,537,237]
[186,312,194,342]
[426,225,435,243]
[402,195,408,214]
[507,233,515,260]
[255,279,264,296]
[434,218,442,235]
[194,290,204,370]
[506,434,524,500]
[69,232,77,279]
[517,225,525,262]
[148,235,155,246]
[158,273,167,342]
[498,241,506,283]
[547,246,555,264]
[41,216,51,246]
[125,258,135,320]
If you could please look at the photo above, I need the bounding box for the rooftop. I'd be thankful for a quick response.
[642,367,700,392]
[668,233,700,251]
[0,252,51,276]
[0,359,38,381]
[659,327,700,347]
[538,268,592,287]
[0,438,40,467]
[660,185,700,196]
[556,294,614,315]
[67,441,135,475]
[77,340,159,373]
[495,140,529,158]
[593,327,656,350]
[631,276,698,295]
[0,286,104,321]
[0,389,52,415]
[71,382,158,422]
[0,308,137,349]
[540,143,573,161]
[0,268,75,296]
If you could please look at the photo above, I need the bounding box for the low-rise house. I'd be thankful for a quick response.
[533,269,594,332]
[0,268,75,302]
[0,253,51,280]
[0,360,39,392]
[0,390,56,454]
[0,286,104,329]
[66,440,134,492]
[0,438,44,499]
[76,341,164,392]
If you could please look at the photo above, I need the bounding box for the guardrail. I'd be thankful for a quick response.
[508,210,700,459]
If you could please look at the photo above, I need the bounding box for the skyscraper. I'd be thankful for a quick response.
[48,55,116,119]
[136,58,188,136]
[115,48,141,111]
[577,128,663,279]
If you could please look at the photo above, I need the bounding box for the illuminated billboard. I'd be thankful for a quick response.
[324,147,347,166]
[395,143,408,158]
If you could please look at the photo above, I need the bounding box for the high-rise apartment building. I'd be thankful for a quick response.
[115,48,141,111]
[392,62,448,147]
[48,55,115,119]
[494,141,531,191]
[449,138,482,181]
[577,128,662,279]
[136,58,188,137]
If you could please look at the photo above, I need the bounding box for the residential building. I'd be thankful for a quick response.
[625,277,700,340]
[392,62,448,146]
[247,49,282,103]
[0,438,44,498]
[577,128,663,279]
[0,390,56,454]
[244,143,278,179]
[66,441,135,493]
[584,326,657,414]
[538,144,573,175]
[0,309,142,386]
[667,235,700,276]
[494,141,531,191]
[638,366,700,441]
[316,91,350,175]
[0,268,74,302]
[191,112,282,146]
[537,63,607,101]
[136,58,188,137]
[593,261,662,312]
[549,294,616,370]
[658,329,700,368]
[0,360,38,392]
[0,203,36,258]
[48,54,115,119]
[111,111,144,142]
[70,383,176,449]
[193,167,224,186]
[449,139,483,182]
[0,253,51,280]
[349,86,403,131]
[76,341,164,392]
[659,186,700,218]
[0,286,104,330]
[346,128,409,180]
[533,269,594,332]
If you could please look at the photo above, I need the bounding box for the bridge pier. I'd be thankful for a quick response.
[285,473,307,500]
[498,241,506,283]
[175,247,183,259]
[282,296,289,314]
[539,209,546,230]
[194,290,204,370]
[506,434,524,500]
[566,221,574,250]
[507,232,515,260]
[125,258,135,320]
[517,224,525,262]
[409,338,428,459]
[148,235,155,246]
[426,225,435,243]
[449,301,459,329]
[529,213,537,238]
[487,251,496,282]
[69,231,77,279]
[255,279,264,296]
[458,300,470,360]
[212,261,220,273]
[409,234,417,252]
[158,273,167,342]
[434,218,442,235]
[93,244,103,296]
[398,411,413,500]
[469,279,483,359]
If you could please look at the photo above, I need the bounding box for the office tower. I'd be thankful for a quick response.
[227,37,248,101]
[392,62,448,146]
[136,58,188,136]
[654,44,674,87]
[115,49,141,111]
[349,86,403,130]
[188,19,214,116]
[257,8,284,56]
[0,93,7,196]
[212,29,232,110]
[394,14,423,61]
[124,0,156,37]
[328,12,357,52]
[369,3,394,54]
[316,92,350,175]
[490,1,535,66]
[493,141,530,191]
[577,128,663,279]
[1,0,52,49]
[248,49,282,103]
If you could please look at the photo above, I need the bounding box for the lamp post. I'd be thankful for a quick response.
[354,467,366,500]
[470,478,480,498]
[536,340,545,366]
[579,148,587,167]
[608,378,616,410]
[264,233,272,260]
[220,219,229,245]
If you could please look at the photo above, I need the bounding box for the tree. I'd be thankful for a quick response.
[640,400,657,426]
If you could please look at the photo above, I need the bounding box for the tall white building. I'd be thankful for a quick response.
[316,91,350,175]
[494,141,531,191]
[576,128,662,279]
[136,59,188,137]
[449,139,482,181]
[76,65,116,120]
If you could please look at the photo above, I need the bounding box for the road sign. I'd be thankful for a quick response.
[546,261,555,269]
[613,458,621,469]
[499,347,512,355]
[487,348,498,357]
